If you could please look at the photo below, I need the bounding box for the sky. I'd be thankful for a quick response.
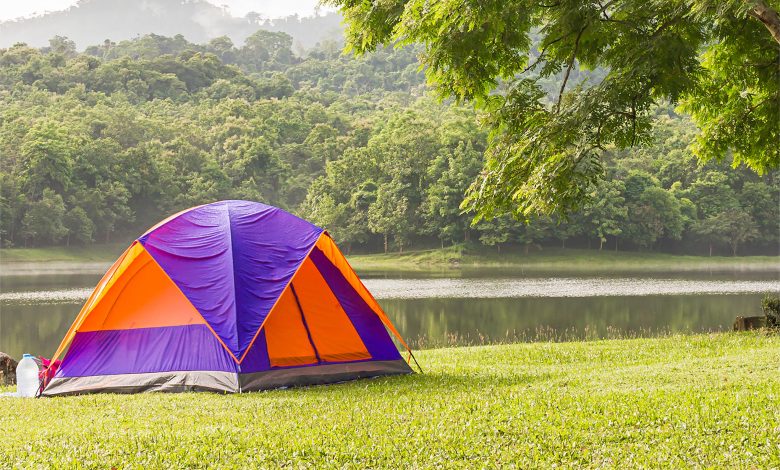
[0,0,334,22]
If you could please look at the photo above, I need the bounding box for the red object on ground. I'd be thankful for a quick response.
[38,356,61,390]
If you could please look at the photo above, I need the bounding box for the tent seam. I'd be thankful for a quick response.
[226,202,240,359]
[320,233,412,353]
[237,230,325,364]
[143,246,241,364]
[48,242,136,365]
[94,257,155,332]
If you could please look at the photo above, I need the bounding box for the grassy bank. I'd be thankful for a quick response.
[0,243,126,263]
[2,332,778,467]
[2,243,778,273]
[349,245,780,272]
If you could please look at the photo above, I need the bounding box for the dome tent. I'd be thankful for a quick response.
[43,200,414,396]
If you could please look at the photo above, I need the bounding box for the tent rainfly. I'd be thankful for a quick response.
[43,200,415,396]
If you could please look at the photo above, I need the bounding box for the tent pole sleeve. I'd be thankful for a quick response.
[238,232,324,363]
[290,282,321,364]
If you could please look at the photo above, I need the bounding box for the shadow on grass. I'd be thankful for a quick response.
[239,369,553,399]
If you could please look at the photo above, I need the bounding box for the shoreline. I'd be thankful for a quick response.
[1,245,779,275]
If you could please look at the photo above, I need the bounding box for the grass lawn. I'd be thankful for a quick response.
[1,332,778,467]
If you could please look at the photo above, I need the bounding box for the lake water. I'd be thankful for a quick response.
[1,263,778,358]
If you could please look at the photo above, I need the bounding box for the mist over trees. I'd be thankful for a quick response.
[0,31,777,255]
[0,0,343,51]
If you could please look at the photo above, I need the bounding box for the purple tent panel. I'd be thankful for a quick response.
[139,200,323,359]
[57,325,237,377]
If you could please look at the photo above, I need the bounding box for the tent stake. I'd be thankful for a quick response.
[408,349,423,374]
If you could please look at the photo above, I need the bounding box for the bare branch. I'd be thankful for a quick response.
[519,32,572,74]
[556,25,586,113]
[746,0,780,44]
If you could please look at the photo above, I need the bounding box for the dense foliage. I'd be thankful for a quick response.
[0,32,777,255]
[330,0,780,218]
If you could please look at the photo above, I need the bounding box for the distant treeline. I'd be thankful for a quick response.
[0,33,777,255]
[0,0,343,50]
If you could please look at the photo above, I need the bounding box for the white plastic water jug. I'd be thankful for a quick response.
[16,354,40,398]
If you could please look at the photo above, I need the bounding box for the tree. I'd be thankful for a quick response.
[48,36,77,58]
[0,29,776,257]
[330,0,780,219]
[549,215,581,249]
[582,180,628,251]
[718,210,760,256]
[20,120,74,198]
[476,216,517,253]
[517,216,550,254]
[422,142,482,246]
[692,215,727,256]
[739,181,780,246]
[64,207,95,246]
[624,186,685,249]
[683,172,740,218]
[0,173,25,247]
[20,189,68,246]
[368,182,410,254]
[239,31,294,71]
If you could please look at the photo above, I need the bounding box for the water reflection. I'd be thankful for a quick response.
[383,295,761,348]
[1,302,79,358]
[1,293,767,359]
[0,267,776,359]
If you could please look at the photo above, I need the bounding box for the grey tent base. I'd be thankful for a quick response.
[42,370,239,396]
[239,359,412,392]
[42,359,412,396]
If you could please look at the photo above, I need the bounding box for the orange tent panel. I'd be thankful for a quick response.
[79,246,205,332]
[314,234,410,352]
[263,287,318,367]
[292,258,370,363]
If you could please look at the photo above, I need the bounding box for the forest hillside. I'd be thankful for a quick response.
[0,32,777,256]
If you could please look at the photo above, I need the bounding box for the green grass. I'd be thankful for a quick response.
[349,245,780,272]
[2,332,778,467]
[1,243,777,273]
[0,243,126,263]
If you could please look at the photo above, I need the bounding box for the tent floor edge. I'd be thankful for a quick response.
[41,371,239,396]
[239,359,413,392]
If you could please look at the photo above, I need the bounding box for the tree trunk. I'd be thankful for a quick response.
[523,243,529,255]
[383,233,388,254]
[66,234,70,247]
[732,242,738,257]
[441,238,444,249]
[399,239,403,254]
[748,0,780,44]
[346,242,351,256]
[562,238,566,249]
[497,244,501,253]
[0,352,18,386]
[599,238,604,251]
[709,242,713,257]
